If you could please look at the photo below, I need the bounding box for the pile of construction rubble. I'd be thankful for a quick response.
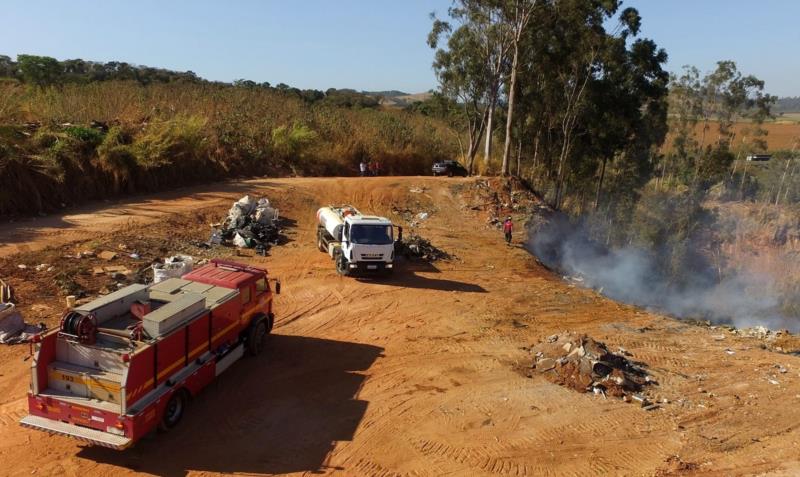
[528,332,657,406]
[399,235,451,262]
[216,195,280,255]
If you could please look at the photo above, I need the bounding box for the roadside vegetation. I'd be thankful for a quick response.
[0,56,457,215]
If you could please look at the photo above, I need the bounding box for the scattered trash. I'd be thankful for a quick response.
[725,348,736,355]
[98,251,118,261]
[129,253,141,260]
[209,228,223,245]
[34,264,50,272]
[0,303,41,344]
[93,265,131,277]
[398,235,451,262]
[153,255,194,283]
[735,326,773,340]
[409,187,427,194]
[17,264,27,270]
[528,332,656,403]
[65,295,77,308]
[416,212,429,221]
[219,195,280,254]
[768,379,780,385]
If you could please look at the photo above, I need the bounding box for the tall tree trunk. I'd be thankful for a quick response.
[484,99,495,165]
[501,45,520,176]
[467,109,489,175]
[516,137,522,176]
[594,156,607,211]
[775,155,793,205]
[739,158,750,200]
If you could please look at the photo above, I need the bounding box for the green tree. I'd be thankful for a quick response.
[429,12,496,174]
[17,54,63,87]
[498,0,537,176]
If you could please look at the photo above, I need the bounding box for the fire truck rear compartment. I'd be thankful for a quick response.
[40,279,239,410]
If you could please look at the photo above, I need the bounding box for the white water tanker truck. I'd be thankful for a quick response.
[316,205,401,276]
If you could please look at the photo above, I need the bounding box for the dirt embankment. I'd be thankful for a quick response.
[0,176,799,476]
[712,200,800,316]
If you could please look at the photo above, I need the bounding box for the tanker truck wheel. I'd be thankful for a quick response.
[336,255,350,276]
[318,237,327,253]
[159,389,187,431]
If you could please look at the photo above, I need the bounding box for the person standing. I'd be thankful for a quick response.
[359,160,367,177]
[503,216,513,244]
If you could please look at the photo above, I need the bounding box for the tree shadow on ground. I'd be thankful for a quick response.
[77,334,383,476]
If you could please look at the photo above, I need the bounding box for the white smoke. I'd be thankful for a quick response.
[527,214,798,332]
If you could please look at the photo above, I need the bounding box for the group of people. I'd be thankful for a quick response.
[359,160,382,177]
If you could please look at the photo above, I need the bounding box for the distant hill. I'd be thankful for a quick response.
[362,90,434,108]
[362,90,409,98]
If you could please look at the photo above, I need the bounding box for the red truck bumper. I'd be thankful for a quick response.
[20,414,132,449]
[21,393,134,449]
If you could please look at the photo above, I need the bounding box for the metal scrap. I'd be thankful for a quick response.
[219,195,280,255]
[398,235,451,262]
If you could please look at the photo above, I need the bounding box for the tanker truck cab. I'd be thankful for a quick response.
[316,206,400,276]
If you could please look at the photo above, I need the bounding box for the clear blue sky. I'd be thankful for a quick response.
[1,1,798,96]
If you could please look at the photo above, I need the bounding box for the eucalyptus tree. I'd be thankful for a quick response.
[429,1,513,173]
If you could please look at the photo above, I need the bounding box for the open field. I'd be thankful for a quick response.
[1,177,799,476]
[663,120,800,152]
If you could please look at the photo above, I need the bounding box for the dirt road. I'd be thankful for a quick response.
[0,177,799,476]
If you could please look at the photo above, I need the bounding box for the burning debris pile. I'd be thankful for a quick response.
[528,333,657,405]
[217,195,280,255]
[399,235,451,262]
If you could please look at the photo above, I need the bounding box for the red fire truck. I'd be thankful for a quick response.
[20,259,280,449]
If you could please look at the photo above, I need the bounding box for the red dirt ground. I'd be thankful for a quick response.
[0,177,799,476]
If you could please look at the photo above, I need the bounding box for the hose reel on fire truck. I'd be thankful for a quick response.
[59,310,98,345]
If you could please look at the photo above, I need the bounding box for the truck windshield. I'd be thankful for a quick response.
[350,224,393,245]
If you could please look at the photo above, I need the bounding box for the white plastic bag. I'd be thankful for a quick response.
[233,233,248,248]
[0,303,24,344]
[153,255,194,283]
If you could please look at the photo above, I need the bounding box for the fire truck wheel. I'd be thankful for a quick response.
[317,236,327,252]
[247,318,268,356]
[266,313,275,333]
[159,390,187,431]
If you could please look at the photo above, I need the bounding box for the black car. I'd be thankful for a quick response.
[432,160,468,177]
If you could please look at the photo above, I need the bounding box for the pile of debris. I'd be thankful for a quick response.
[399,235,451,262]
[218,195,280,255]
[528,332,656,406]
